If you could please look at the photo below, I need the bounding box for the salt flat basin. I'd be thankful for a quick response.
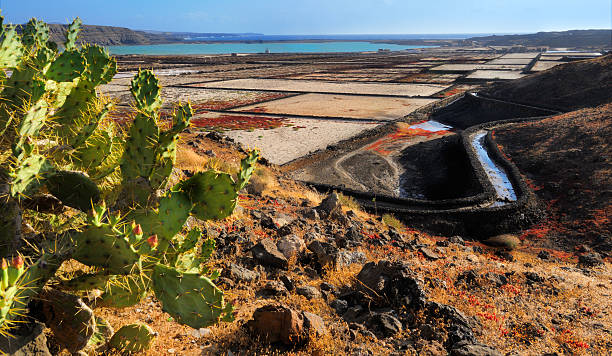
[471,131,517,207]
[407,120,453,132]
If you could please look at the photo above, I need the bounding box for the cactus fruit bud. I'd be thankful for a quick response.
[1,259,8,291]
[7,256,24,287]
[147,235,158,248]
[11,256,23,270]
[133,223,143,237]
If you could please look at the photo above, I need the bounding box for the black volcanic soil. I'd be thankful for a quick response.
[484,54,612,111]
[494,103,612,253]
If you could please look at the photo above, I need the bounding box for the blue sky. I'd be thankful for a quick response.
[3,0,611,34]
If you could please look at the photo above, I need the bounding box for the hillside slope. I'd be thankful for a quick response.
[484,54,612,111]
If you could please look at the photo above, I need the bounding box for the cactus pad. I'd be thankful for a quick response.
[98,275,149,308]
[73,129,113,170]
[109,323,156,353]
[0,27,24,68]
[45,50,85,82]
[64,17,82,50]
[45,170,100,211]
[82,45,117,85]
[9,154,54,197]
[157,191,191,246]
[131,69,162,114]
[72,225,140,275]
[179,171,238,221]
[121,113,159,180]
[152,264,233,328]
[236,150,260,191]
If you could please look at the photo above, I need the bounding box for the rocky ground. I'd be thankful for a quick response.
[78,131,610,355]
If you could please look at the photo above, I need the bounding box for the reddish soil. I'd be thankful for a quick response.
[494,103,612,252]
[191,114,290,131]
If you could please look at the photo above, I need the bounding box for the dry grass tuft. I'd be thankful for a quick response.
[382,213,404,230]
[337,193,361,211]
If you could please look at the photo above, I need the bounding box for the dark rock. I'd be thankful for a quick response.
[251,239,288,268]
[537,250,551,260]
[302,312,326,337]
[418,323,440,341]
[276,224,293,237]
[302,208,319,220]
[320,282,338,294]
[436,240,450,247]
[368,313,402,338]
[330,299,348,315]
[420,247,441,260]
[317,192,341,214]
[296,286,321,300]
[494,250,514,262]
[456,270,479,287]
[483,272,507,287]
[450,236,465,245]
[525,272,545,284]
[472,245,483,254]
[259,281,288,296]
[308,240,339,269]
[450,341,502,356]
[226,263,258,283]
[276,234,306,259]
[36,288,95,353]
[247,305,305,345]
[578,252,604,267]
[355,260,426,309]
[0,321,51,355]
[279,275,295,291]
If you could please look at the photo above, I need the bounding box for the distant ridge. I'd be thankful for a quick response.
[463,29,612,48]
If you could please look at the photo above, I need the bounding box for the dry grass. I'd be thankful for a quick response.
[382,213,404,230]
[337,193,361,211]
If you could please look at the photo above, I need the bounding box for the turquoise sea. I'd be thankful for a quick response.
[107,42,435,55]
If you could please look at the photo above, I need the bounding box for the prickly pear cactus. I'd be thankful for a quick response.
[0,13,259,354]
[109,323,157,353]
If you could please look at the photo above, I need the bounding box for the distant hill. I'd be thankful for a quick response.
[27,24,261,47]
[464,29,612,49]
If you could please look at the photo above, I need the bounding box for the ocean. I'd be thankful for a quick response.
[107,41,436,55]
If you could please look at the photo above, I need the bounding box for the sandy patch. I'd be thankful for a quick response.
[232,93,436,120]
[193,78,448,97]
[530,61,564,72]
[466,70,527,80]
[499,53,540,59]
[430,64,526,72]
[222,118,380,165]
[486,58,533,65]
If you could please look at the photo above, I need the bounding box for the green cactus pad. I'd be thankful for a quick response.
[21,18,49,48]
[177,227,201,254]
[69,103,111,148]
[130,69,162,114]
[152,264,232,328]
[45,50,85,82]
[81,45,117,85]
[72,225,140,275]
[149,136,177,190]
[55,79,96,130]
[62,273,111,291]
[45,170,100,211]
[157,191,191,244]
[236,150,260,191]
[9,154,55,197]
[73,129,113,170]
[109,323,156,353]
[0,26,24,68]
[17,98,48,138]
[179,171,238,221]
[98,275,149,308]
[121,113,159,180]
[64,17,82,51]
